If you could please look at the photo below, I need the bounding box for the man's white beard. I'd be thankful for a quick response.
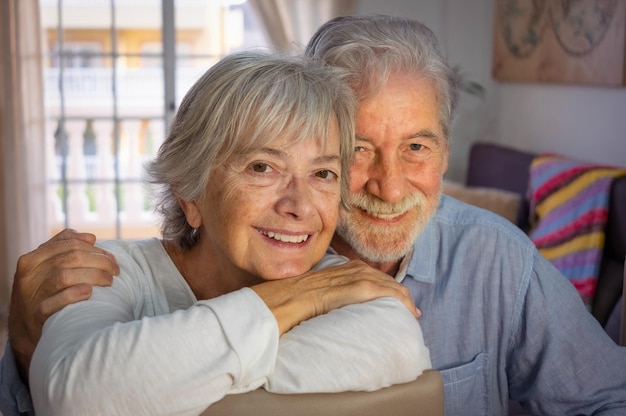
[335,190,440,263]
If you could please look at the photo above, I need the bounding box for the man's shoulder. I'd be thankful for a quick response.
[405,197,536,286]
[416,195,537,265]
[434,195,528,241]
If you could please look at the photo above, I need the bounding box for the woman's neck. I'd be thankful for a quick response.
[161,239,262,300]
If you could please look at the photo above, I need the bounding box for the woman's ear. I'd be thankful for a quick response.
[177,196,202,229]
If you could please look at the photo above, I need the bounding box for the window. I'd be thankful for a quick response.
[50,42,103,68]
[40,0,270,240]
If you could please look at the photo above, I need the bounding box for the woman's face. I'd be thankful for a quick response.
[188,118,342,281]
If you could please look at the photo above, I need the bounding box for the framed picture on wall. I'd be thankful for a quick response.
[492,0,626,86]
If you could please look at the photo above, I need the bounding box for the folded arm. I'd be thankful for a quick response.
[30,281,278,416]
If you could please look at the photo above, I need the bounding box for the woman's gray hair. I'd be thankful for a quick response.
[148,51,357,249]
[305,15,460,140]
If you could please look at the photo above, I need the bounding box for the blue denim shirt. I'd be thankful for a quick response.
[1,195,625,415]
[0,341,33,416]
[402,196,626,415]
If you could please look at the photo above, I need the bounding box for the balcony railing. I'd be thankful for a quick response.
[44,66,209,109]
[43,66,217,239]
[46,116,166,240]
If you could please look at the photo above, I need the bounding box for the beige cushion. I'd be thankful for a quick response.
[202,370,444,416]
[443,180,521,224]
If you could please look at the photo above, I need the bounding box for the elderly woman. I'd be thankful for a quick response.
[28,52,430,415]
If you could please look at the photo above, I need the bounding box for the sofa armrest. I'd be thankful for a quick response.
[202,370,444,416]
[465,142,535,229]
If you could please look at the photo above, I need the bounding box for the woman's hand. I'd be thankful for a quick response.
[251,260,419,335]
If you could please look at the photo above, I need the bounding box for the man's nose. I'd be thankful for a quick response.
[365,155,408,204]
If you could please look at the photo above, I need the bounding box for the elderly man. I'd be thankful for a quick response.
[305,16,626,414]
[2,15,626,416]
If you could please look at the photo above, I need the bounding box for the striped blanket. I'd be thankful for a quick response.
[528,154,626,307]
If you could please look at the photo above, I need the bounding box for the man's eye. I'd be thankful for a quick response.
[409,143,424,151]
[315,170,337,180]
[251,163,271,173]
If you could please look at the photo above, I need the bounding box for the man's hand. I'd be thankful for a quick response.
[8,229,119,380]
[252,260,420,336]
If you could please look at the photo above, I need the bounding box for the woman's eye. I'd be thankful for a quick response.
[315,170,338,180]
[251,163,271,173]
[354,146,365,152]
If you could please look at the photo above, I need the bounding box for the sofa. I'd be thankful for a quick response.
[203,370,444,415]
[449,142,626,340]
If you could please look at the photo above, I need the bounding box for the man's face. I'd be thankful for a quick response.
[334,74,449,264]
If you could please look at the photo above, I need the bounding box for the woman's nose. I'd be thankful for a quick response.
[275,176,315,219]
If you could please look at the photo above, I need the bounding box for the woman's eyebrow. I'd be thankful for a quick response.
[251,147,340,164]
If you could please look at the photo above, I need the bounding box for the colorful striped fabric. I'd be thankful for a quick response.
[528,154,626,307]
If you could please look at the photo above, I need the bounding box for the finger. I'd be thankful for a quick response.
[391,284,420,318]
[44,228,94,245]
[398,296,420,319]
[21,237,118,280]
[56,229,97,245]
[375,281,420,319]
[35,240,120,279]
[326,274,419,318]
[39,266,115,298]
[38,283,93,319]
[47,228,78,241]
[49,247,119,276]
[46,236,112,260]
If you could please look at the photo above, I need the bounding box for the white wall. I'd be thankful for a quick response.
[354,0,626,182]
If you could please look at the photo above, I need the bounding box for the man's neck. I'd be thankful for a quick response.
[330,234,403,277]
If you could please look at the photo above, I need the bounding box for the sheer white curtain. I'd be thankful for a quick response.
[0,0,47,338]
[249,0,354,52]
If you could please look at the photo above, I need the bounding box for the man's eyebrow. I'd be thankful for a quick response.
[355,129,442,142]
[409,129,441,140]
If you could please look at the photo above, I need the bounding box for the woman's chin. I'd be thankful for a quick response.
[257,262,313,281]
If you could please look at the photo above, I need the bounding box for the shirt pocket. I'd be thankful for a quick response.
[440,353,487,416]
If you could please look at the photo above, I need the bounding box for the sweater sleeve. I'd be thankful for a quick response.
[29,275,278,416]
[264,297,431,394]
[263,252,432,394]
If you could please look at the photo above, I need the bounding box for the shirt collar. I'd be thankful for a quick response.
[402,219,437,284]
